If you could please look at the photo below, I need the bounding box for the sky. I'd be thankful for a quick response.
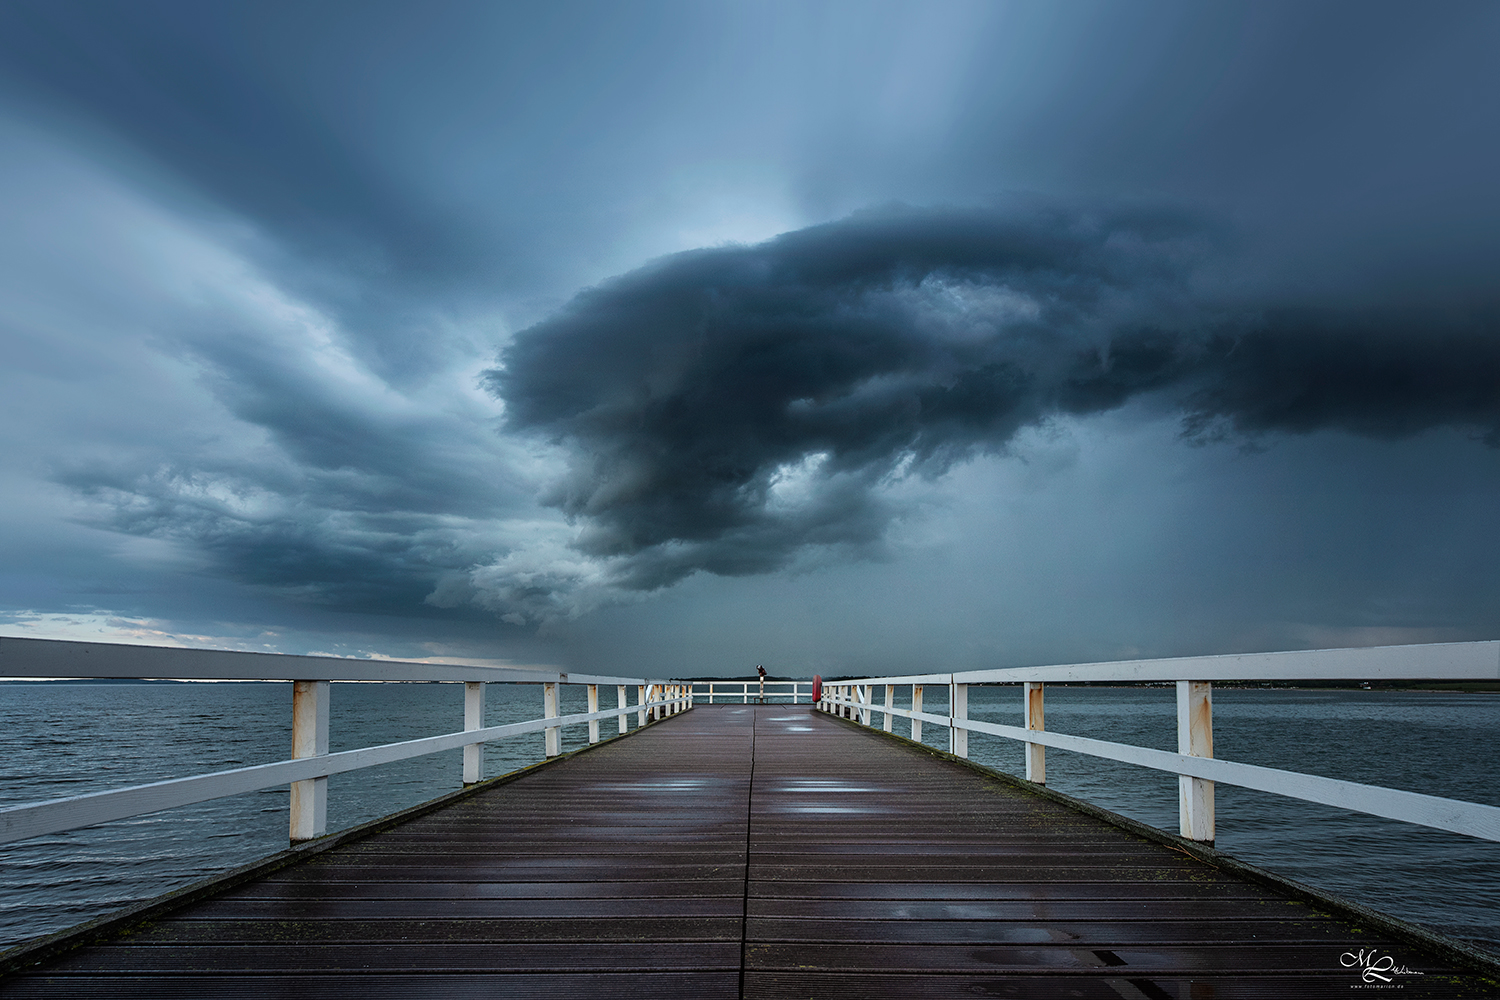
[1,0,1498,677]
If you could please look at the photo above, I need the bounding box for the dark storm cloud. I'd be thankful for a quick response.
[58,463,467,612]
[491,206,1500,590]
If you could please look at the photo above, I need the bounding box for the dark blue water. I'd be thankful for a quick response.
[1,683,1496,954]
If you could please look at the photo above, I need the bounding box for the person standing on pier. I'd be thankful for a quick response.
[757,664,766,703]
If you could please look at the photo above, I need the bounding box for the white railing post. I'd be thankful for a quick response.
[638,685,647,727]
[1177,680,1214,842]
[709,682,716,704]
[743,682,749,705]
[617,685,629,733]
[911,685,923,741]
[543,682,561,757]
[950,681,968,758]
[861,685,872,726]
[289,679,329,842]
[883,684,895,732]
[587,684,600,743]
[1024,681,1045,783]
[463,681,485,784]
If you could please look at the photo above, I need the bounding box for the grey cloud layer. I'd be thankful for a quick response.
[491,206,1500,591]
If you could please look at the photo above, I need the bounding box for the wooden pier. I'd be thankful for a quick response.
[2,705,1495,998]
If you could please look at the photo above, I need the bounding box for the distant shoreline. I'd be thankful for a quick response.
[6,678,1499,693]
[717,678,1500,693]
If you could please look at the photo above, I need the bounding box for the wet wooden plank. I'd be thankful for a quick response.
[0,973,738,999]
[749,940,1435,973]
[132,917,746,944]
[180,897,744,920]
[43,941,741,974]
[743,972,1492,1000]
[263,861,745,880]
[745,917,1394,945]
[749,880,1281,900]
[747,896,1325,921]
[224,878,747,899]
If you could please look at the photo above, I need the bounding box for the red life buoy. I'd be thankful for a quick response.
[811,675,822,702]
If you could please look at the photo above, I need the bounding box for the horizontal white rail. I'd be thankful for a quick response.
[0,635,651,686]
[838,640,1500,687]
[953,717,1499,841]
[691,680,806,703]
[818,640,1500,845]
[0,694,690,845]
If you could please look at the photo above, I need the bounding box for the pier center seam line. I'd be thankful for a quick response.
[738,706,756,999]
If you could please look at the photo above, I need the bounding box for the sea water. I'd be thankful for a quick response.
[0,683,1496,954]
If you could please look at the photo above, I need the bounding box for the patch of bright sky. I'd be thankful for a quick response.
[0,610,272,651]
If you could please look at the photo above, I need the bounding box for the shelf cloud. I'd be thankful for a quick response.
[490,204,1500,597]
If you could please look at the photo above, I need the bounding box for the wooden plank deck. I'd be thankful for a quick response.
[2,705,1495,998]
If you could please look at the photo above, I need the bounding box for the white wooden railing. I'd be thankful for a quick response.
[817,640,1500,845]
[690,679,806,704]
[0,636,691,845]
